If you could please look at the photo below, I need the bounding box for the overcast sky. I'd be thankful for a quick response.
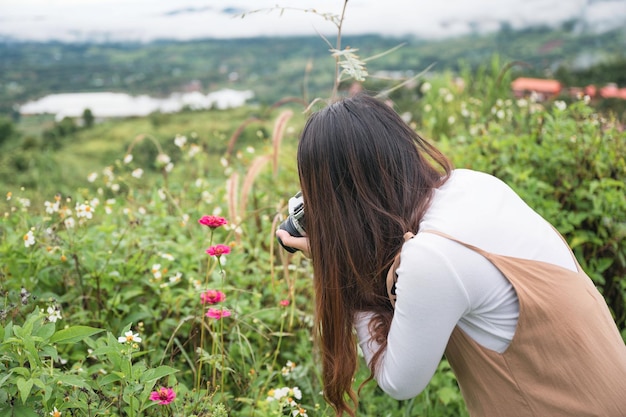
[0,0,625,42]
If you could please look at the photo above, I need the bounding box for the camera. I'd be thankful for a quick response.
[277,191,306,253]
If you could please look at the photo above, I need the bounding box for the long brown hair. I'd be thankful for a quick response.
[297,94,452,416]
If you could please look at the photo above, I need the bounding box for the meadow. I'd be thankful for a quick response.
[1,6,625,414]
[2,60,625,416]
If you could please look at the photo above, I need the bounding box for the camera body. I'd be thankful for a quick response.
[277,191,305,253]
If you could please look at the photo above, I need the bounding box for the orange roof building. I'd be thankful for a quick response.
[511,77,562,100]
[599,83,626,100]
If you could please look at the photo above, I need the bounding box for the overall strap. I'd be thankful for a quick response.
[386,232,415,308]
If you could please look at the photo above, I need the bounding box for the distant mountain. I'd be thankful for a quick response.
[0,25,624,115]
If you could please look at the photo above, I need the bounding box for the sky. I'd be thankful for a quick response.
[0,0,625,42]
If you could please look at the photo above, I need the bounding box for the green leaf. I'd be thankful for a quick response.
[16,377,34,404]
[56,374,90,389]
[437,386,460,405]
[12,325,25,339]
[34,323,56,341]
[22,339,41,368]
[98,373,122,386]
[1,322,11,342]
[50,326,104,344]
[11,367,31,377]
[0,370,13,387]
[41,345,59,362]
[140,365,179,383]
[0,404,39,417]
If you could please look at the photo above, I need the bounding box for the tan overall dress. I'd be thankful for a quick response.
[388,230,626,416]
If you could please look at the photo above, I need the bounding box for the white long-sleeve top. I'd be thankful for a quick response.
[355,169,577,400]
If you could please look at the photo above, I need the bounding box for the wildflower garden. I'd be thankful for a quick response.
[1,7,626,417]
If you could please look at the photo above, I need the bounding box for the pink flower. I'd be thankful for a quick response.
[198,215,228,229]
[149,387,176,405]
[206,307,232,319]
[206,244,231,257]
[279,299,290,307]
[201,289,226,305]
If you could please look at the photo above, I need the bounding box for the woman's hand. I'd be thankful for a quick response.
[276,229,311,258]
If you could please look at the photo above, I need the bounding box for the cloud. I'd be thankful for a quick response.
[0,0,624,42]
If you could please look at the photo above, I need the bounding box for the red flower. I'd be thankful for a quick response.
[279,299,290,307]
[201,289,226,305]
[149,387,176,405]
[206,307,232,319]
[198,215,228,229]
[206,244,231,257]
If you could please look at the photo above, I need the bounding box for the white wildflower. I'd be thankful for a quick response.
[47,306,62,323]
[156,153,171,165]
[169,272,182,284]
[157,188,167,201]
[117,330,142,344]
[290,387,302,400]
[64,217,75,229]
[151,264,162,279]
[23,230,35,247]
[188,144,201,158]
[174,134,187,148]
[102,166,115,181]
[76,203,94,219]
[161,253,175,261]
[45,200,60,214]
[292,407,308,417]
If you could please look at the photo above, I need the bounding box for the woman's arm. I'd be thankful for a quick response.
[355,237,470,400]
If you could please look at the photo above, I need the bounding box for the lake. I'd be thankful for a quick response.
[19,89,255,121]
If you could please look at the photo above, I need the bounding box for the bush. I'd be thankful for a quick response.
[417,70,626,332]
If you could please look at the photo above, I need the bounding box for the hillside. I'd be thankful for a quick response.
[1,25,625,117]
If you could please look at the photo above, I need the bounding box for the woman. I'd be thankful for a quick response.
[275,93,626,417]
